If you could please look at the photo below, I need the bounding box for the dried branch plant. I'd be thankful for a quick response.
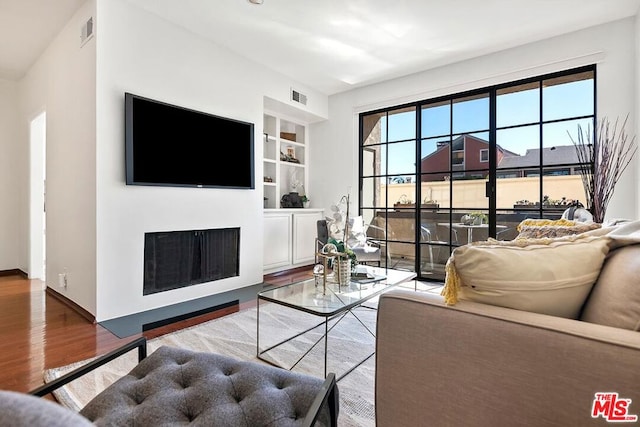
[568,115,637,223]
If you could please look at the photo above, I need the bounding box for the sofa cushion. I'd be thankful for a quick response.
[442,234,611,319]
[580,244,640,331]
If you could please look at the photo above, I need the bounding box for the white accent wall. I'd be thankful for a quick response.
[0,79,20,271]
[19,0,98,311]
[10,0,328,321]
[311,17,639,222]
[91,0,326,321]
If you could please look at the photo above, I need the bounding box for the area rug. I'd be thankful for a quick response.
[44,301,378,427]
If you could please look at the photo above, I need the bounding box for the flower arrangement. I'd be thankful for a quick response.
[324,193,357,264]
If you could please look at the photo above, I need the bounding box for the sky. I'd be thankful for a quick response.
[378,77,594,176]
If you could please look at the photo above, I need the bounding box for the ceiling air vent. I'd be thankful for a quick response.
[80,17,94,46]
[291,88,307,106]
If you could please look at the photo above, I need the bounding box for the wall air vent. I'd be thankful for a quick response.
[291,88,308,106]
[80,17,94,46]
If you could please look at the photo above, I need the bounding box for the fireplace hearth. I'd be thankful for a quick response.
[143,228,240,295]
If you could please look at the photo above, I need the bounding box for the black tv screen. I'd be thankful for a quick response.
[125,92,255,189]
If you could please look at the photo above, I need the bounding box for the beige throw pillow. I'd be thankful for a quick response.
[442,234,611,319]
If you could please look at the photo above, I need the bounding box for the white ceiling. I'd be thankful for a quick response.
[1,0,639,94]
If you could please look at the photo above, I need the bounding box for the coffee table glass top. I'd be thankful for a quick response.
[258,268,416,317]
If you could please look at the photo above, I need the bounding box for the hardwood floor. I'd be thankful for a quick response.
[0,268,313,394]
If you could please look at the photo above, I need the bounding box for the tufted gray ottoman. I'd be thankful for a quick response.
[79,345,338,426]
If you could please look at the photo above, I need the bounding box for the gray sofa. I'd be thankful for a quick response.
[375,243,640,426]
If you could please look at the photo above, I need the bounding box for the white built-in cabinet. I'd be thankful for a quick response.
[263,209,323,273]
[262,112,307,209]
[263,109,322,273]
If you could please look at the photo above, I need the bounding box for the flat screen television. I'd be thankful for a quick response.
[125,92,255,189]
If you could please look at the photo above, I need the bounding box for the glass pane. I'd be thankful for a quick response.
[449,133,490,171]
[421,136,447,158]
[542,71,594,121]
[361,208,376,229]
[496,170,540,210]
[387,242,415,271]
[389,181,416,209]
[451,173,488,211]
[379,143,388,175]
[452,93,489,134]
[387,140,416,175]
[496,82,540,127]
[387,106,416,142]
[362,177,388,209]
[466,131,489,144]
[421,175,450,208]
[420,136,450,174]
[419,242,447,279]
[543,118,592,153]
[362,112,386,145]
[448,209,489,245]
[496,212,524,241]
[542,171,587,210]
[496,125,540,162]
[452,151,464,166]
[361,145,380,177]
[421,101,450,138]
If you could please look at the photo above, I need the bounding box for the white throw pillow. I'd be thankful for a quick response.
[442,234,611,319]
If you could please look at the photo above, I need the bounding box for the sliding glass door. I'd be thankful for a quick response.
[359,66,595,281]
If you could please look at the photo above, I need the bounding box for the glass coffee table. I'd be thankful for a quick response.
[257,267,416,380]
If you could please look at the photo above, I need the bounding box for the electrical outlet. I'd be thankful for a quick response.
[58,272,67,289]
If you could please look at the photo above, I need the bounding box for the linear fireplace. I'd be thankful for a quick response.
[143,228,240,295]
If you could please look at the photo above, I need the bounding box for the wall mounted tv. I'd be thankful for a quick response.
[125,92,255,189]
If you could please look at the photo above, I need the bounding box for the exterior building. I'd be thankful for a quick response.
[421,134,582,181]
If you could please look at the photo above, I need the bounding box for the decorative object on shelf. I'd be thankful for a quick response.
[280,132,296,141]
[301,195,310,208]
[568,115,637,223]
[290,173,302,193]
[280,150,300,163]
[263,176,273,182]
[280,192,303,208]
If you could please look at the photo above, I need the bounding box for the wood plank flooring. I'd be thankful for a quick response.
[0,268,313,394]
